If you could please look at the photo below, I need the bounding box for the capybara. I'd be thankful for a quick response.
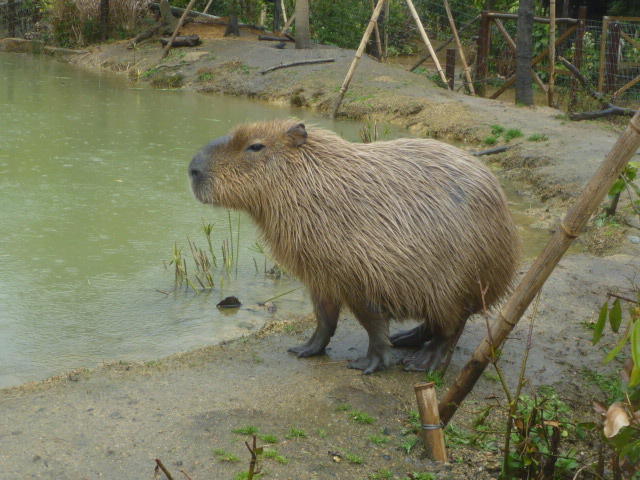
[189,120,520,374]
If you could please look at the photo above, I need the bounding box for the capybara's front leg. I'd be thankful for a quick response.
[288,295,341,358]
[347,303,394,374]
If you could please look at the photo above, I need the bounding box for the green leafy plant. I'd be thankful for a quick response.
[344,452,363,464]
[504,128,524,142]
[285,427,307,439]
[589,292,640,477]
[483,135,498,146]
[527,133,548,142]
[232,425,259,435]
[213,448,240,462]
[605,161,640,217]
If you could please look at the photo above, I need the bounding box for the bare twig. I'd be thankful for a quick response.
[154,459,175,480]
[607,292,640,304]
[244,434,262,479]
[180,471,193,480]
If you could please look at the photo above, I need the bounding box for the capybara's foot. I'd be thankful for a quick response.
[402,338,449,372]
[288,340,326,358]
[347,347,395,374]
[390,323,431,348]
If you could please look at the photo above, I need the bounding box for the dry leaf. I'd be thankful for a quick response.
[604,402,631,438]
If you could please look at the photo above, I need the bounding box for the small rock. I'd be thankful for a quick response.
[217,296,241,308]
[628,235,640,244]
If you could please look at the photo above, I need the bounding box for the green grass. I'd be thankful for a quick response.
[369,470,393,479]
[483,371,500,382]
[213,448,240,462]
[490,124,505,135]
[345,452,364,464]
[582,368,624,403]
[286,427,307,439]
[232,425,259,435]
[234,472,262,480]
[317,428,327,438]
[402,473,435,480]
[258,434,278,444]
[425,370,444,387]
[400,435,418,454]
[336,403,352,412]
[483,135,498,146]
[263,448,289,464]
[504,128,524,141]
[527,133,548,142]
[198,71,214,82]
[349,410,376,424]
[368,434,389,446]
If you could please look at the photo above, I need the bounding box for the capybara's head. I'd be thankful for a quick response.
[189,119,308,210]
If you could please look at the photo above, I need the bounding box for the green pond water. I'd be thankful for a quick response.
[0,53,547,389]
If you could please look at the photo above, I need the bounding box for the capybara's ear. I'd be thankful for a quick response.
[287,123,307,147]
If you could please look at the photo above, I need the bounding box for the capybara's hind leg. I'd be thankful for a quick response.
[402,322,465,373]
[390,322,433,347]
[347,303,394,374]
[288,295,341,358]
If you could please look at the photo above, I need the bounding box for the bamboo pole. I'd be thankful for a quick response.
[405,0,449,88]
[548,0,556,106]
[439,109,640,425]
[415,383,448,462]
[202,0,214,15]
[161,0,197,59]
[370,0,383,60]
[280,0,288,24]
[443,0,475,94]
[332,0,387,118]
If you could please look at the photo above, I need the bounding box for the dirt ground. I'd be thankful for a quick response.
[1,24,640,479]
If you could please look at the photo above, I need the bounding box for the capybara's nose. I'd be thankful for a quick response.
[189,154,206,182]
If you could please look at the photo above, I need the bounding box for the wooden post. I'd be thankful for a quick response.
[280,0,288,24]
[439,109,640,426]
[383,0,390,58]
[405,0,449,88]
[7,0,16,37]
[475,11,491,97]
[100,0,110,41]
[161,0,197,59]
[332,0,387,118]
[274,0,282,32]
[569,6,587,110]
[443,0,475,94]
[604,22,621,93]
[446,48,456,89]
[548,0,556,106]
[415,383,448,462]
[598,16,610,92]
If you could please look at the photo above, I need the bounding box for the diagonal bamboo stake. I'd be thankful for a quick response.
[443,0,474,94]
[405,0,449,88]
[161,0,197,59]
[490,24,576,99]
[439,110,640,425]
[332,0,387,118]
[494,18,547,93]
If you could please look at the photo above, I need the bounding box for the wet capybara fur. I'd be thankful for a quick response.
[189,120,520,373]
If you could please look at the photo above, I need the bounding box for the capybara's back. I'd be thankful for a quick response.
[189,120,520,373]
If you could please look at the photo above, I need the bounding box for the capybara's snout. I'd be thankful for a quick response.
[189,151,207,184]
[189,135,230,203]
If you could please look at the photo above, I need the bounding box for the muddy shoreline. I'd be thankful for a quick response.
[1,34,640,479]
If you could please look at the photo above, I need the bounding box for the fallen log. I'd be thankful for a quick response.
[260,58,335,74]
[258,34,293,42]
[472,145,511,156]
[569,106,636,121]
[160,35,201,47]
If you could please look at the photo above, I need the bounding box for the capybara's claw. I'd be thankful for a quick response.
[288,343,325,358]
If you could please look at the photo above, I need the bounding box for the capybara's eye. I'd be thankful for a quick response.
[247,143,265,152]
